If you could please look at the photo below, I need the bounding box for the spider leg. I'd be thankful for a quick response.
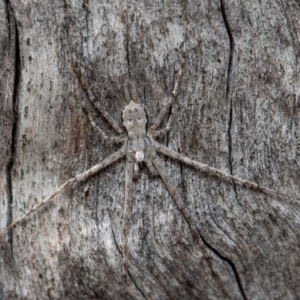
[76,145,126,182]
[152,153,241,295]
[124,79,139,103]
[0,146,126,237]
[0,178,76,237]
[149,107,173,138]
[146,159,158,176]
[149,22,187,132]
[122,159,134,291]
[151,154,202,244]
[133,162,139,179]
[83,107,125,144]
[73,61,124,134]
[123,80,131,103]
[153,140,300,201]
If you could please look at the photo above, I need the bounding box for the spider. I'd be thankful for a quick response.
[0,52,299,283]
[1,40,299,294]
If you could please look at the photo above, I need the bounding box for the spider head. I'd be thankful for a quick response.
[122,100,147,139]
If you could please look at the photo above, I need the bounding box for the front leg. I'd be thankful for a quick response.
[83,107,126,144]
[148,52,186,133]
[149,20,187,133]
[149,107,173,138]
[0,146,126,237]
[72,60,124,134]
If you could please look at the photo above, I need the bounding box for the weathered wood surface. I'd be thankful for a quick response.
[0,0,300,299]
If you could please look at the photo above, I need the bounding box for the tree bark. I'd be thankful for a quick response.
[0,0,300,299]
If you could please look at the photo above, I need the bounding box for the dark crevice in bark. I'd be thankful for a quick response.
[126,43,131,79]
[143,85,146,106]
[82,0,90,33]
[206,205,239,252]
[215,6,246,297]
[220,0,233,172]
[3,0,11,40]
[110,221,122,256]
[125,12,131,79]
[159,148,246,299]
[5,1,20,252]
[166,107,172,147]
[178,148,187,201]
[220,0,240,203]
[127,271,147,299]
[201,235,247,300]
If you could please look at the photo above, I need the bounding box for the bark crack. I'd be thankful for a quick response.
[217,5,247,297]
[166,107,172,147]
[220,0,240,203]
[108,212,123,257]
[127,271,147,299]
[173,148,245,298]
[220,0,233,172]
[125,9,131,79]
[3,0,10,40]
[5,1,21,257]
[201,235,247,300]
[178,148,187,201]
[82,0,90,32]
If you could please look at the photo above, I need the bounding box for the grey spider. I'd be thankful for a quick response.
[0,49,299,290]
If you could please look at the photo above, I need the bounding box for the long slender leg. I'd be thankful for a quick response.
[123,80,131,103]
[76,146,126,182]
[152,154,237,297]
[83,107,125,144]
[149,107,173,138]
[151,155,203,246]
[124,79,139,103]
[0,147,126,237]
[149,21,187,132]
[73,61,124,134]
[146,159,158,176]
[0,178,76,237]
[122,159,134,292]
[149,53,186,132]
[153,140,300,201]
[128,80,139,103]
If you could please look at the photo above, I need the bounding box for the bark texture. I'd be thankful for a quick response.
[0,0,300,299]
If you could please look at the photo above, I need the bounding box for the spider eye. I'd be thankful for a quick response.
[129,119,132,122]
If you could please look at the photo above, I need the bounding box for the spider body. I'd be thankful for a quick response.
[122,97,158,177]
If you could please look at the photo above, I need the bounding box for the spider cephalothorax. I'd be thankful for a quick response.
[122,100,147,140]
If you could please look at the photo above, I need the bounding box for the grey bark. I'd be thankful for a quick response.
[0,0,300,299]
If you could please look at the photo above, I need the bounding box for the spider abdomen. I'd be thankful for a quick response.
[127,137,153,163]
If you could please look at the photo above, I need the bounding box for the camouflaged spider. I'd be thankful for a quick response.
[1,47,299,288]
